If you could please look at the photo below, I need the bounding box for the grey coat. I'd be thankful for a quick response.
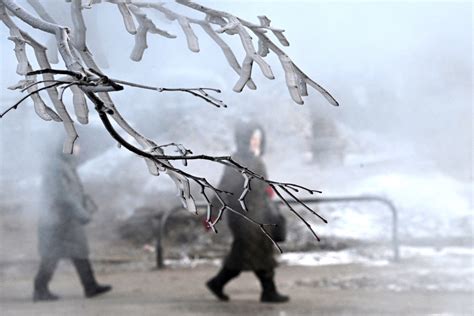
[217,122,276,271]
[38,154,93,259]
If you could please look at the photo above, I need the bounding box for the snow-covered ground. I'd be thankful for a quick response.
[158,245,474,292]
[281,246,474,267]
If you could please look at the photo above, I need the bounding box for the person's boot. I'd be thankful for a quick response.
[206,268,240,301]
[72,258,112,298]
[33,287,59,302]
[206,279,229,301]
[84,284,113,298]
[33,258,60,302]
[256,270,289,303]
[260,290,290,303]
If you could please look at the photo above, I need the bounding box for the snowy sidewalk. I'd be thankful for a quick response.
[1,263,472,315]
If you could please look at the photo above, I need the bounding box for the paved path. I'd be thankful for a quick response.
[1,264,472,315]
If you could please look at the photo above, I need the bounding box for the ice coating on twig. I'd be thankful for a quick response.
[117,2,137,35]
[128,4,176,61]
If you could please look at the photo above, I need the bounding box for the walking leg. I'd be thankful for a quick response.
[206,267,241,301]
[255,270,289,303]
[33,257,60,302]
[72,258,112,298]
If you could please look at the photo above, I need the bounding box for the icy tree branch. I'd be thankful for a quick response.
[0,0,337,250]
[175,0,338,106]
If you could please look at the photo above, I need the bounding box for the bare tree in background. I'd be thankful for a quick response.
[0,0,339,250]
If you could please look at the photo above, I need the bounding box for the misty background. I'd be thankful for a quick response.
[0,0,472,274]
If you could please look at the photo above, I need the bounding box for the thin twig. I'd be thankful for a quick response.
[59,81,80,102]
[271,184,321,242]
[20,79,71,92]
[1,82,63,118]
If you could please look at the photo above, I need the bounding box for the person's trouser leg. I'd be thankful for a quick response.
[33,257,60,301]
[72,258,112,298]
[255,269,289,303]
[206,267,241,301]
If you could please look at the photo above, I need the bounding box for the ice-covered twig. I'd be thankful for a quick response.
[1,2,80,152]
[108,0,336,103]
[109,78,226,107]
[116,2,137,35]
[175,0,338,106]
[128,3,176,61]
[1,82,63,118]
[68,1,175,178]
[131,1,258,89]
[271,184,321,242]
[216,15,275,93]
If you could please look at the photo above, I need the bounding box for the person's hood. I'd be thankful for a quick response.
[234,120,266,156]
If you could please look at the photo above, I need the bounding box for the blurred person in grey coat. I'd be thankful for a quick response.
[206,120,289,303]
[33,141,111,301]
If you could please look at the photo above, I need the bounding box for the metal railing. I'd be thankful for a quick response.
[278,195,400,261]
[152,194,399,268]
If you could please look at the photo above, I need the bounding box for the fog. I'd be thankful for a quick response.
[0,1,472,313]
[1,0,471,223]
[2,1,471,170]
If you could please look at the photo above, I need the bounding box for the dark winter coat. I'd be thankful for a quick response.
[38,153,93,259]
[216,121,276,271]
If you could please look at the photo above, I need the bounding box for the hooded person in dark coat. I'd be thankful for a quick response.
[33,141,111,301]
[206,120,289,303]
